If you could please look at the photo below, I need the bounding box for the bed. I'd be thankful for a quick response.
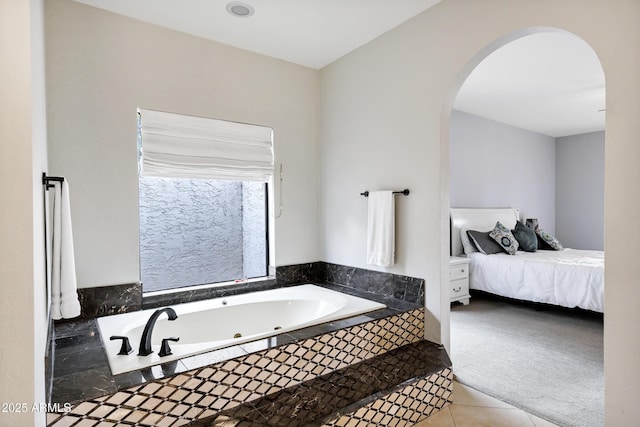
[450,208,604,313]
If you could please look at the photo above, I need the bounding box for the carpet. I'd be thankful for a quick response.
[450,294,604,427]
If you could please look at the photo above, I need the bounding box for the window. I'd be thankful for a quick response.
[137,109,273,293]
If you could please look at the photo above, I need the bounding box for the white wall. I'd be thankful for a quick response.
[450,110,556,231]
[318,2,640,424]
[31,0,49,421]
[45,0,319,288]
[556,131,605,250]
[0,0,48,424]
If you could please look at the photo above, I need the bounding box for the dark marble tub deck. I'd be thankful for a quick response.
[51,282,422,405]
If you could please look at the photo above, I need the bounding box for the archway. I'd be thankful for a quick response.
[441,27,605,426]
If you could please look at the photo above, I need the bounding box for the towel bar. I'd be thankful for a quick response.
[360,189,410,197]
[42,173,64,190]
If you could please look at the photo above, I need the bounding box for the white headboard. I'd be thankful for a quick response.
[450,208,520,256]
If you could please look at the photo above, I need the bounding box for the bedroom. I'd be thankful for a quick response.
[448,31,605,425]
[450,31,605,255]
[2,1,640,426]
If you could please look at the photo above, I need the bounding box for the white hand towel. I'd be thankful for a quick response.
[51,180,81,320]
[366,191,395,267]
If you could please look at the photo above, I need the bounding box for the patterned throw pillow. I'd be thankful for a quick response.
[536,228,563,250]
[489,221,519,255]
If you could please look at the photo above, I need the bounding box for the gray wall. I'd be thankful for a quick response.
[139,179,267,292]
[139,179,243,292]
[556,131,605,250]
[242,182,267,278]
[449,110,557,232]
[450,110,605,250]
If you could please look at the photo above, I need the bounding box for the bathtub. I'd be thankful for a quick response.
[97,284,386,375]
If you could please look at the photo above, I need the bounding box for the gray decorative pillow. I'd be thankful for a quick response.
[512,221,537,252]
[536,228,563,250]
[489,221,519,255]
[467,230,504,255]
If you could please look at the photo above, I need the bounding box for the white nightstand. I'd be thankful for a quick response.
[449,256,471,305]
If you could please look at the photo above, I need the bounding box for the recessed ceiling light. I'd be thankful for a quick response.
[226,1,254,18]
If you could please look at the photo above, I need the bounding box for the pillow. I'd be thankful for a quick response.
[489,221,519,255]
[467,230,504,255]
[536,228,563,250]
[460,227,479,255]
[512,221,537,252]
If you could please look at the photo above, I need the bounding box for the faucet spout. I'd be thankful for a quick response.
[138,307,178,356]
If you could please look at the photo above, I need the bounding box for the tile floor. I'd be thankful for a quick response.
[415,381,558,427]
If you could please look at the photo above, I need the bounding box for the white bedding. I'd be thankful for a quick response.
[468,248,604,313]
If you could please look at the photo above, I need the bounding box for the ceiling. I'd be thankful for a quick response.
[73,0,442,69]
[73,1,605,137]
[454,32,606,137]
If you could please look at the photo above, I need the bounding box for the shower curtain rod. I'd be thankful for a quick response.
[42,173,64,190]
[360,189,410,197]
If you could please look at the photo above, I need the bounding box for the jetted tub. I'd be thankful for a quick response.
[97,284,386,374]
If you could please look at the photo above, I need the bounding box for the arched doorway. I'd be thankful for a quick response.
[442,28,605,426]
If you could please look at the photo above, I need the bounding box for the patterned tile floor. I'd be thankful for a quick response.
[416,381,558,427]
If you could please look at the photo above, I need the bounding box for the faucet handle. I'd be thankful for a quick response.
[110,336,133,355]
[159,337,180,357]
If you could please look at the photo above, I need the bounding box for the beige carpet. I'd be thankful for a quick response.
[450,294,604,427]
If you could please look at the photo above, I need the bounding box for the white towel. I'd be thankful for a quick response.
[50,180,81,320]
[366,191,395,267]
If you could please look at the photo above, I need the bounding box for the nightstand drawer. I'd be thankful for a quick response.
[449,264,468,280]
[451,278,469,296]
[449,256,471,305]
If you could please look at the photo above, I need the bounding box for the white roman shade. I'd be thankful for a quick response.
[138,109,274,182]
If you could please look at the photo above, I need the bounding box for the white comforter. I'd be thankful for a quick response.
[468,249,604,312]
